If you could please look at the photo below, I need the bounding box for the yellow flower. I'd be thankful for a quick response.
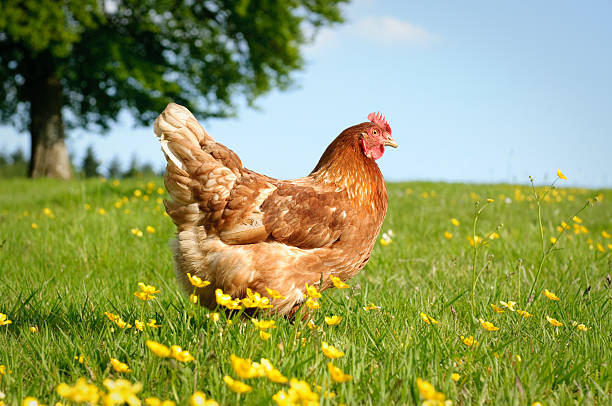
[460,335,478,347]
[603,231,611,239]
[189,391,219,406]
[420,312,438,325]
[597,242,605,253]
[56,378,100,403]
[305,283,321,299]
[31,223,38,229]
[532,402,543,406]
[265,287,286,299]
[451,373,460,382]
[500,301,516,311]
[487,198,494,203]
[328,362,352,383]
[321,341,344,359]
[325,315,342,326]
[516,309,533,318]
[133,189,142,197]
[223,376,252,394]
[215,289,241,309]
[146,226,155,233]
[363,303,380,311]
[251,319,276,330]
[557,169,567,180]
[305,298,320,310]
[451,218,460,227]
[489,232,500,240]
[146,340,171,358]
[187,273,211,288]
[0,313,12,326]
[444,231,453,239]
[467,235,483,247]
[330,275,349,289]
[289,379,319,403]
[230,354,263,379]
[207,313,220,323]
[416,378,446,402]
[576,323,588,332]
[241,288,273,309]
[147,319,161,328]
[75,354,84,364]
[490,304,505,313]
[550,237,557,244]
[479,318,499,331]
[110,358,131,373]
[543,289,560,301]
[260,330,271,340]
[260,358,288,383]
[134,320,144,331]
[0,364,8,376]
[546,316,563,327]
[134,282,160,301]
[379,234,392,245]
[102,378,142,406]
[189,294,199,304]
[21,397,43,406]
[98,208,106,215]
[144,397,176,406]
[43,207,54,218]
[130,228,143,237]
[573,215,582,224]
[170,346,194,362]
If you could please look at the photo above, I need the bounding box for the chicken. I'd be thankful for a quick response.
[154,103,397,315]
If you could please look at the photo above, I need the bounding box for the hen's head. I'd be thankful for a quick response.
[360,112,397,160]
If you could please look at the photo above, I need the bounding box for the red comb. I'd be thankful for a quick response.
[367,112,392,135]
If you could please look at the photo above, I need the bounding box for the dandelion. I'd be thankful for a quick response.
[223,376,252,394]
[451,218,460,226]
[147,319,161,328]
[479,318,499,331]
[444,231,453,239]
[134,282,160,301]
[490,304,505,313]
[110,358,131,373]
[546,316,563,327]
[420,312,438,325]
[130,228,143,237]
[500,300,516,311]
[321,341,344,359]
[324,315,342,326]
[363,303,381,311]
[330,275,349,289]
[543,289,560,301]
[557,169,567,180]
[102,378,142,406]
[251,319,276,330]
[265,287,286,299]
[451,373,460,382]
[260,330,271,340]
[189,391,218,406]
[31,223,38,229]
[171,346,194,363]
[516,309,533,318]
[305,298,320,310]
[328,362,352,383]
[460,335,478,347]
[144,397,176,406]
[146,226,155,234]
[146,340,171,358]
[187,273,211,288]
[0,313,13,326]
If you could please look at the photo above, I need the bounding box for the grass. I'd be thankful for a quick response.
[0,176,611,405]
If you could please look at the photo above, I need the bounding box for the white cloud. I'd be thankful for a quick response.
[352,16,439,44]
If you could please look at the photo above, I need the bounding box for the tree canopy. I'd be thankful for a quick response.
[0,0,346,177]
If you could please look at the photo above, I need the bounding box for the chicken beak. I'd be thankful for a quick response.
[384,137,398,148]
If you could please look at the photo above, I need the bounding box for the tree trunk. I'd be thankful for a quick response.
[27,71,71,179]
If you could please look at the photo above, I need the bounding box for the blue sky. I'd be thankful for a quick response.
[1,0,611,187]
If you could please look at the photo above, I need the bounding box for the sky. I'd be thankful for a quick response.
[1,0,611,188]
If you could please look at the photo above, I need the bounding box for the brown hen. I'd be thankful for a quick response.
[154,103,397,315]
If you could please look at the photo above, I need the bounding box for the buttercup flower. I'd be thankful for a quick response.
[134,282,160,301]
[305,298,320,310]
[363,303,381,311]
[516,310,533,318]
[479,318,499,331]
[460,335,478,347]
[305,283,321,299]
[102,378,142,406]
[260,358,288,383]
[171,346,194,363]
[189,391,218,406]
[416,378,446,402]
[259,330,271,340]
[187,273,211,288]
[265,287,286,299]
[56,378,100,403]
[321,341,344,359]
[490,304,505,313]
[546,316,563,327]
[251,319,276,330]
[500,301,516,311]
[144,397,175,406]
[146,340,171,358]
[147,319,161,328]
[223,376,252,394]
[0,313,12,326]
[543,289,560,301]
[110,358,131,373]
[451,218,460,226]
[444,231,453,239]
[420,312,438,325]
[330,275,349,289]
[325,315,342,326]
[557,169,567,180]
[328,362,352,383]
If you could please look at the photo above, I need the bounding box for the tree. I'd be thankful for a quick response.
[106,155,123,179]
[0,0,346,179]
[81,145,101,177]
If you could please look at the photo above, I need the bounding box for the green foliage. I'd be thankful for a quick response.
[0,0,346,131]
[0,148,28,177]
[81,145,101,178]
[0,179,610,404]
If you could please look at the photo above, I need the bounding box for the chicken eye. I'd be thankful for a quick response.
[372,129,378,136]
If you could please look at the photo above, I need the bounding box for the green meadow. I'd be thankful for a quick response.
[0,177,610,405]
